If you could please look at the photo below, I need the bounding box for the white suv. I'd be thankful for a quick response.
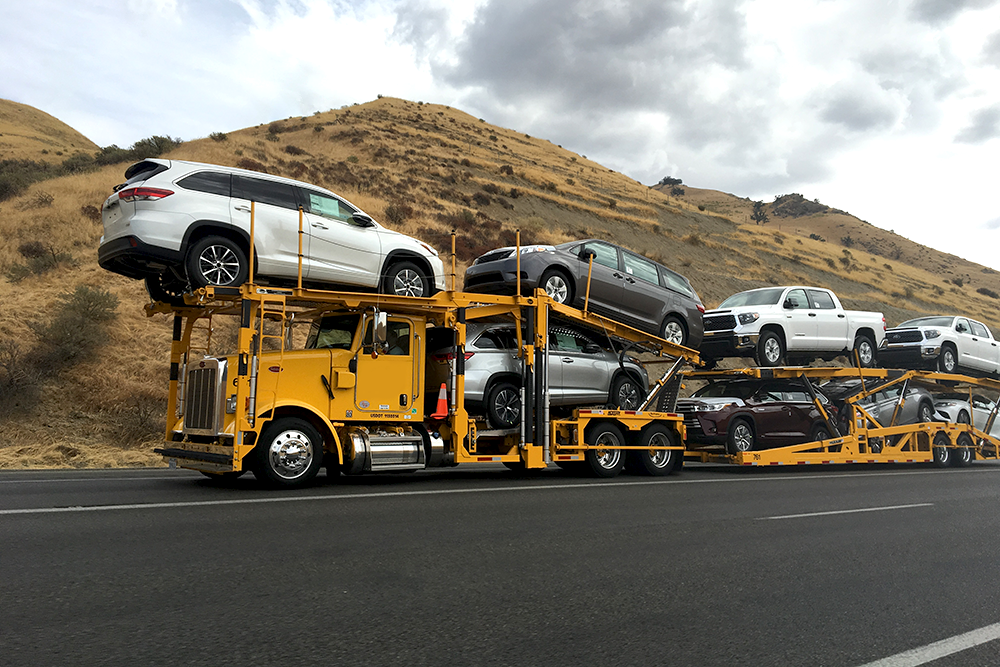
[98,159,445,302]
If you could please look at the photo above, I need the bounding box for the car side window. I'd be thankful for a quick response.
[623,253,659,284]
[972,396,992,410]
[580,243,619,270]
[177,171,231,197]
[807,289,836,309]
[955,318,971,334]
[300,188,358,223]
[659,267,693,297]
[970,321,989,337]
[552,331,582,352]
[386,321,411,356]
[784,289,809,309]
[235,175,298,210]
[784,390,810,402]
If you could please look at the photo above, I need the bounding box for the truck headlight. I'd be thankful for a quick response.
[738,312,759,325]
[924,330,941,340]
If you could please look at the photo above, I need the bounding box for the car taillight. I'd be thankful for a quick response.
[117,187,173,202]
[431,352,475,362]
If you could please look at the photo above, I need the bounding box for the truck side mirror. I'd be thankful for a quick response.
[580,249,596,261]
[783,299,794,309]
[374,311,388,350]
[351,213,375,228]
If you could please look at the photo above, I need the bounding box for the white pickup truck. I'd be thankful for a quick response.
[700,286,886,367]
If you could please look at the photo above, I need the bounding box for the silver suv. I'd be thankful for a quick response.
[98,159,445,302]
[426,322,649,428]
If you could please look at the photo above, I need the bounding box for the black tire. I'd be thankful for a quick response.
[952,433,974,468]
[918,401,934,424]
[932,432,952,467]
[186,235,249,288]
[957,411,971,425]
[626,424,677,476]
[810,424,832,443]
[660,315,687,346]
[486,381,520,429]
[937,344,958,374]
[145,272,188,306]
[755,330,785,367]
[853,334,877,368]
[583,422,626,478]
[251,418,325,488]
[609,373,643,410]
[726,418,755,455]
[381,260,431,297]
[539,269,573,304]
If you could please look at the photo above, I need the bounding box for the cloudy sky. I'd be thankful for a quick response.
[3,0,999,267]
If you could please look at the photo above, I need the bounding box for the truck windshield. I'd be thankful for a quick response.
[719,288,784,308]
[896,316,954,328]
[306,314,360,350]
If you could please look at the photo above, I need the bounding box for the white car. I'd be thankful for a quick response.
[934,392,1000,437]
[880,316,999,375]
[99,159,445,302]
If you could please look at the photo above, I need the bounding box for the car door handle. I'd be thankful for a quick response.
[312,222,328,230]
[234,205,251,212]
[838,314,846,318]
[808,313,816,317]
[626,277,635,284]
[613,272,624,279]
[561,357,573,363]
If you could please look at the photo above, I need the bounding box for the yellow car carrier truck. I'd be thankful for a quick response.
[152,281,701,487]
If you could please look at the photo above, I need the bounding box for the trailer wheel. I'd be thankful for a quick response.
[584,422,626,478]
[951,433,974,468]
[726,418,755,454]
[251,418,325,488]
[627,424,677,476]
[932,432,952,467]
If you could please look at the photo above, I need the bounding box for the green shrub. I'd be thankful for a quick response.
[209,131,228,142]
[31,286,119,366]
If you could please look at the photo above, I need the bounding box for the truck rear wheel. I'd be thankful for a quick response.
[626,424,677,476]
[251,418,324,488]
[932,432,952,467]
[584,422,626,478]
[951,433,974,467]
[853,334,876,368]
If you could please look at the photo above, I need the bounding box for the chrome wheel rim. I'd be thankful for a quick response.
[392,269,425,297]
[942,349,956,372]
[763,338,781,364]
[814,429,830,442]
[646,432,673,468]
[544,275,568,303]
[198,245,241,285]
[593,430,623,469]
[663,320,684,345]
[920,405,933,422]
[494,387,520,427]
[858,341,873,365]
[267,429,314,480]
[732,423,753,451]
[616,381,641,410]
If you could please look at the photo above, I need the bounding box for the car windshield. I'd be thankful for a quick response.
[306,314,360,350]
[692,381,757,400]
[719,288,785,308]
[896,316,954,328]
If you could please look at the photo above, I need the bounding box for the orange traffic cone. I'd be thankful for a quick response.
[430,383,448,419]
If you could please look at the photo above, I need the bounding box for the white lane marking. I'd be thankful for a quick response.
[0,466,996,516]
[856,621,1000,667]
[759,503,933,520]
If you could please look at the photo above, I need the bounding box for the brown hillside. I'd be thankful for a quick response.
[2,96,1000,468]
[0,99,99,163]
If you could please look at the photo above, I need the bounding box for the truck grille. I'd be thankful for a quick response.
[886,330,922,344]
[704,315,736,331]
[185,367,218,432]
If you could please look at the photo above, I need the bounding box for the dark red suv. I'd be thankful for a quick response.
[677,378,837,454]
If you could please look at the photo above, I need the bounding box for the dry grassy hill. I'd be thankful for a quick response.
[0,98,99,163]
[2,96,999,468]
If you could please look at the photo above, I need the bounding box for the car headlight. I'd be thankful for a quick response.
[924,330,941,340]
[417,241,439,257]
[519,245,555,255]
[738,312,759,325]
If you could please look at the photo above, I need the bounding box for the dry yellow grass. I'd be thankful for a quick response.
[3,95,1000,468]
[0,98,98,163]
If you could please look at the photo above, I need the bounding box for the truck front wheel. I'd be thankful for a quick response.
[251,418,325,488]
[755,331,785,367]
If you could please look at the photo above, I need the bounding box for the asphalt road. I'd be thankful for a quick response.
[4,463,1000,667]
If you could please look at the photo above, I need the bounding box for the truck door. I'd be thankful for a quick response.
[782,289,813,351]
[954,318,977,371]
[807,289,848,352]
[354,316,419,415]
[969,320,997,373]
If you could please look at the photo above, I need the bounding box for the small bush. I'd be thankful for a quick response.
[482,183,500,195]
[347,155,359,164]
[565,178,575,186]
[235,158,267,173]
[825,258,836,269]
[608,199,617,210]
[460,158,472,167]
[809,233,825,242]
[472,192,491,207]
[265,132,279,142]
[284,144,306,156]
[697,205,706,211]
[314,125,324,132]
[17,190,54,210]
[670,186,685,196]
[31,286,119,366]
[209,131,228,142]
[977,287,999,299]
[499,165,514,176]
[80,204,101,222]
[509,188,521,199]
[883,263,893,272]
[683,233,702,246]
[840,235,855,248]
[18,241,48,259]
[384,203,413,225]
